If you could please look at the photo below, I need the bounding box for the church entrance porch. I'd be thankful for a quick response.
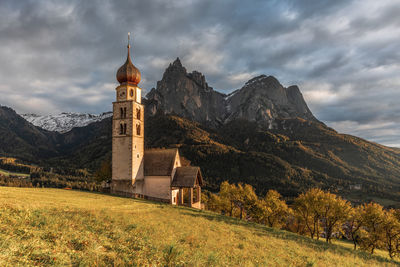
[171,166,203,209]
[174,186,201,209]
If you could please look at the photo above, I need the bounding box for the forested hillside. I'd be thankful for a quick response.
[3,103,400,205]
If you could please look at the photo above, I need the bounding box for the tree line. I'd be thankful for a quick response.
[0,161,32,174]
[202,181,400,258]
[0,159,110,192]
[0,172,103,192]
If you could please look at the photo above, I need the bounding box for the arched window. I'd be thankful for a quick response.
[136,108,141,120]
[123,107,127,118]
[130,89,134,97]
[136,123,141,136]
[120,108,123,118]
[119,123,123,135]
[123,123,127,134]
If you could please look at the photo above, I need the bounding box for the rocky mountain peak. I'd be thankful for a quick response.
[187,71,209,90]
[243,75,283,90]
[146,59,225,126]
[146,58,318,128]
[244,75,268,85]
[172,57,183,67]
[224,74,317,128]
[164,57,186,75]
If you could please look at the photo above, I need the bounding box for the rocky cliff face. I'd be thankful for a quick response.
[146,59,318,128]
[225,75,317,128]
[146,58,226,126]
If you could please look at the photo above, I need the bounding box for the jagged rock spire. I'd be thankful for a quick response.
[172,57,182,67]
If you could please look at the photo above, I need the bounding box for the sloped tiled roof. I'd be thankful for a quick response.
[171,166,203,187]
[144,148,178,176]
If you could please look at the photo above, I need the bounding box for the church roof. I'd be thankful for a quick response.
[171,166,203,188]
[144,148,179,176]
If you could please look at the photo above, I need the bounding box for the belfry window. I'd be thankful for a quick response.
[120,123,127,135]
[136,123,141,136]
[120,107,127,119]
[136,108,141,120]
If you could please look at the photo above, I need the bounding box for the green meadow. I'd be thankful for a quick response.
[0,187,398,266]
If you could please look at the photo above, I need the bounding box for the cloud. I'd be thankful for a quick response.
[0,0,400,146]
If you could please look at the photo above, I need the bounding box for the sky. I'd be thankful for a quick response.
[1,0,400,147]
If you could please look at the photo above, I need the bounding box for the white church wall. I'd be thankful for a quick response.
[144,176,171,200]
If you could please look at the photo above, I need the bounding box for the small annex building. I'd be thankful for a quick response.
[110,35,203,209]
[143,148,203,209]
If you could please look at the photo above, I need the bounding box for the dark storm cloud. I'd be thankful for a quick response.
[0,0,400,146]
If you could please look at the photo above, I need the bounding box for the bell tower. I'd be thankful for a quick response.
[111,33,144,196]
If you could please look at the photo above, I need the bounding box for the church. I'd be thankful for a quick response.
[110,36,203,209]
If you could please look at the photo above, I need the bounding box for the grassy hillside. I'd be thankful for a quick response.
[0,187,398,266]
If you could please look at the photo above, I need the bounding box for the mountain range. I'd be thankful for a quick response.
[146,58,316,128]
[22,58,316,133]
[2,58,400,206]
[21,112,112,133]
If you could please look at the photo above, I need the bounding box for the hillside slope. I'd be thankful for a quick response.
[0,187,397,266]
[145,115,400,204]
[43,113,400,204]
[2,104,400,204]
[48,117,112,170]
[0,106,60,161]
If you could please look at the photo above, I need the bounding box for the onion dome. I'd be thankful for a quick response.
[116,35,141,85]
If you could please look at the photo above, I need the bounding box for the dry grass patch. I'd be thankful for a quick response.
[0,187,399,266]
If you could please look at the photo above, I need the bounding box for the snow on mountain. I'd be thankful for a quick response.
[21,112,112,133]
[224,89,239,101]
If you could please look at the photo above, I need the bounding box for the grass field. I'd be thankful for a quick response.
[0,187,399,266]
[0,168,30,177]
